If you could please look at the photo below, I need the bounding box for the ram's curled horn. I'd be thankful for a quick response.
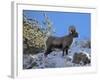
[68,25,76,33]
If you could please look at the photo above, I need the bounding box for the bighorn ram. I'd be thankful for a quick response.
[44,26,78,57]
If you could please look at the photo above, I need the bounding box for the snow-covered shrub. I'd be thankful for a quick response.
[23,14,54,54]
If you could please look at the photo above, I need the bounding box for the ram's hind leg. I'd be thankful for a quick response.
[44,48,52,57]
[43,48,52,67]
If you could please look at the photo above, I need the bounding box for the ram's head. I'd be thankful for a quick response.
[69,26,78,37]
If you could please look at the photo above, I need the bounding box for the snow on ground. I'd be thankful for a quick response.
[23,39,91,69]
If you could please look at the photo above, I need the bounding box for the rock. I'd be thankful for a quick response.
[23,54,38,69]
[72,52,90,65]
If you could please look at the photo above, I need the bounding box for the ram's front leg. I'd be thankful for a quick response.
[62,49,65,56]
[62,49,68,56]
[62,48,66,57]
[65,49,68,55]
[64,46,69,55]
[62,44,68,56]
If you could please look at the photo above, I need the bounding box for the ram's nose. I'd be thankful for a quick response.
[75,32,78,37]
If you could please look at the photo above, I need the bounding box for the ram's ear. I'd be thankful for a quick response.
[68,26,76,33]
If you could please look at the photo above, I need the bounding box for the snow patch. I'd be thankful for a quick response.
[23,39,91,69]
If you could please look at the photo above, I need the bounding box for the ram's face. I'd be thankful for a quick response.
[73,32,78,37]
[69,26,78,38]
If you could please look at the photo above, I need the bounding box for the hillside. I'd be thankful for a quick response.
[23,39,91,69]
